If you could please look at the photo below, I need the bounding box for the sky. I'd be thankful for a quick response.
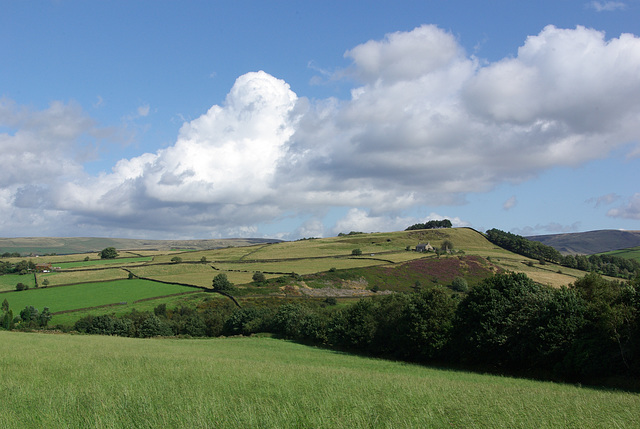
[1,0,640,240]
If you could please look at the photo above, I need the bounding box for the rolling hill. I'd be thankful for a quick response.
[527,229,640,255]
[0,236,281,255]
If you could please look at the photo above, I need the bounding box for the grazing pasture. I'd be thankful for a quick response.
[37,268,129,286]
[0,332,638,429]
[0,273,36,292]
[1,279,196,316]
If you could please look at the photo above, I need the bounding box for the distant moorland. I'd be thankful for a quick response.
[527,229,640,255]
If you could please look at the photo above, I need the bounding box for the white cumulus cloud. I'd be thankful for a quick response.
[3,24,640,238]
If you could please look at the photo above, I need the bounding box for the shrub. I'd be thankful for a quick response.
[15,282,28,291]
[450,277,468,293]
[171,256,182,263]
[324,297,337,306]
[252,271,266,283]
[352,249,363,256]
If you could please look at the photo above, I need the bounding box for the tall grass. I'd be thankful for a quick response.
[0,332,638,428]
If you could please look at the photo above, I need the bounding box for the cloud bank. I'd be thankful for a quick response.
[2,25,640,238]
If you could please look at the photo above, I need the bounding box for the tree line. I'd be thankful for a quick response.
[61,272,640,387]
[0,259,36,275]
[485,228,640,279]
[405,219,452,231]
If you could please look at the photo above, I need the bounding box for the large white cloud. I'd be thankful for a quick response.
[3,24,640,238]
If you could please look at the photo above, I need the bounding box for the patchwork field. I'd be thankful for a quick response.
[0,332,638,428]
[0,228,601,327]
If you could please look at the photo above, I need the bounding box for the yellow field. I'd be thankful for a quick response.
[37,268,129,286]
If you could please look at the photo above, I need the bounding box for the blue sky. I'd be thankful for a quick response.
[1,0,639,240]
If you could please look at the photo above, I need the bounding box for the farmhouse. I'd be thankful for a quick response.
[35,262,52,272]
[415,243,433,252]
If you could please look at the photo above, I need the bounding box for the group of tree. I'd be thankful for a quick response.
[561,253,640,279]
[485,228,640,279]
[485,228,563,263]
[1,252,22,258]
[1,299,51,330]
[0,259,36,275]
[68,271,640,386]
[405,219,452,231]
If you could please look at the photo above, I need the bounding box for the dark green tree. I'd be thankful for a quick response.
[351,248,363,256]
[99,247,118,259]
[213,273,236,293]
[252,271,266,283]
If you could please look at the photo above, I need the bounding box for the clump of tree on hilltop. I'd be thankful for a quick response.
[405,219,452,231]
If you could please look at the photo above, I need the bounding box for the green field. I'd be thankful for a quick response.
[600,246,640,262]
[1,279,196,316]
[0,273,36,292]
[0,332,638,428]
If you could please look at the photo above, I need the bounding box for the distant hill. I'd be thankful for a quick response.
[527,230,640,255]
[0,237,281,255]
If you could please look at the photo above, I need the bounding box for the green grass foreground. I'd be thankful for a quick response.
[1,332,638,428]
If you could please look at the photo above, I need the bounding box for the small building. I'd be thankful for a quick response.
[415,243,433,252]
[35,263,52,272]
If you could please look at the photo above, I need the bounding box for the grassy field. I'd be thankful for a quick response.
[0,332,638,428]
[600,246,640,262]
[36,268,130,287]
[0,273,36,292]
[55,256,153,269]
[1,279,197,316]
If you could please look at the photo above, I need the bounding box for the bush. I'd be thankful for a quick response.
[15,282,28,291]
[351,249,362,256]
[324,297,337,306]
[450,277,468,292]
[171,256,182,263]
[252,271,266,283]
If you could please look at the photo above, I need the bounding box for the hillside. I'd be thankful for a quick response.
[0,236,281,255]
[527,229,640,255]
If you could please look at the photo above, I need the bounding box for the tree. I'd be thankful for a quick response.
[99,247,118,259]
[42,278,50,287]
[252,271,266,283]
[39,307,52,327]
[171,256,182,263]
[1,299,8,313]
[213,273,236,293]
[15,282,28,291]
[440,240,454,253]
[351,248,363,256]
[200,256,208,263]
